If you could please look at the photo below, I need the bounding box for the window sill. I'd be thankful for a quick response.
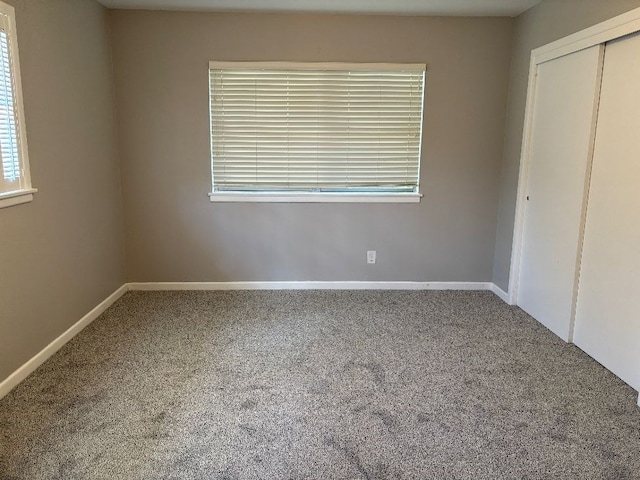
[0,188,37,209]
[208,192,422,203]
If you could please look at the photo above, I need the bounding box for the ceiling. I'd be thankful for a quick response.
[97,0,543,17]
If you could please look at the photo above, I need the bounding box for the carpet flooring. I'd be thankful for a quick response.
[0,290,639,479]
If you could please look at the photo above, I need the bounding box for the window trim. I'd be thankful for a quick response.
[0,187,36,207]
[208,191,423,203]
[208,61,426,203]
[0,1,35,210]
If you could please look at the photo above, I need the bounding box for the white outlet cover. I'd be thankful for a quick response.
[367,251,376,264]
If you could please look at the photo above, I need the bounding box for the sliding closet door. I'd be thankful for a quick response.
[574,33,640,392]
[517,46,603,341]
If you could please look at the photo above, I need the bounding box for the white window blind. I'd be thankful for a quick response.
[0,29,19,186]
[209,62,425,194]
[0,1,31,207]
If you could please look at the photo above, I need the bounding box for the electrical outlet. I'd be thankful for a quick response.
[367,250,376,264]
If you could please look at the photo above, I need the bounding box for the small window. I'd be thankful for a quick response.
[0,1,33,209]
[209,62,426,203]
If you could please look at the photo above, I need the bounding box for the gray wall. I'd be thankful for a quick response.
[110,11,513,283]
[0,0,125,382]
[492,0,640,291]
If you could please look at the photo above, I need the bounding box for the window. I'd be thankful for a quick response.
[209,62,425,202]
[0,1,33,209]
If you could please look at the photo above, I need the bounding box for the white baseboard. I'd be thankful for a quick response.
[490,283,512,304]
[127,281,495,291]
[0,284,129,400]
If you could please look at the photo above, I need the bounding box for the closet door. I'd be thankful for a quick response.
[574,32,640,392]
[517,45,603,341]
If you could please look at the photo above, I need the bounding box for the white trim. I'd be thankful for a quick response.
[0,188,36,208]
[508,6,640,306]
[128,281,494,291]
[209,192,422,203]
[209,61,426,72]
[490,283,511,304]
[534,7,640,65]
[0,284,128,400]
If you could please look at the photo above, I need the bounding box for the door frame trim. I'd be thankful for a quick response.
[508,7,640,309]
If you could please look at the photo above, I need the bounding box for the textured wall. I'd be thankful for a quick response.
[0,0,126,382]
[492,0,640,291]
[110,11,513,283]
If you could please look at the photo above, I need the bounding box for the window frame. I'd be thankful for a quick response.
[208,61,425,203]
[0,1,34,209]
